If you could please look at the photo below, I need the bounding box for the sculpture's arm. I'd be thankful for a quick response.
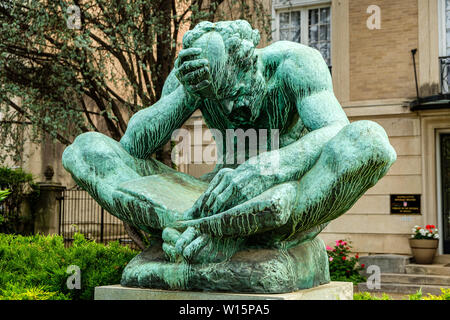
[239,47,350,185]
[120,47,212,159]
[176,180,296,236]
[120,86,198,159]
[233,89,350,184]
[164,182,297,262]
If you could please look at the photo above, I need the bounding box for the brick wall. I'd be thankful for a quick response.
[349,0,419,101]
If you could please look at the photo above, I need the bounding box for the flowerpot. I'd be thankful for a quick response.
[409,239,439,264]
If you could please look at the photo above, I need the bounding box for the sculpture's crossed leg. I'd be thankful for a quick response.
[62,131,186,233]
[62,120,396,292]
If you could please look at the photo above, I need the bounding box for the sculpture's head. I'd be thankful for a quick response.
[182,20,266,118]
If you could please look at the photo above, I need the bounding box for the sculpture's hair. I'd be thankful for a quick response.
[183,20,267,125]
[182,20,260,50]
[182,20,260,71]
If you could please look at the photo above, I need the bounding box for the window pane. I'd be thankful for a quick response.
[291,11,301,27]
[279,11,301,43]
[319,25,329,41]
[446,0,450,55]
[291,28,301,43]
[307,6,331,66]
[309,42,319,51]
[318,43,331,65]
[309,9,318,25]
[280,29,290,41]
[320,7,330,23]
[309,24,318,43]
[280,12,290,29]
[447,31,450,52]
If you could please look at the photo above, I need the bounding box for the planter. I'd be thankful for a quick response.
[409,239,439,264]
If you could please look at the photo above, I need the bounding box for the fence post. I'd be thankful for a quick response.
[34,182,66,235]
[100,207,104,243]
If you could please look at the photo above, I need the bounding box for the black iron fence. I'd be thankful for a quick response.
[58,189,138,249]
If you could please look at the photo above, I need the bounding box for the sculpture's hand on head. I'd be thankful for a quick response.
[175,48,214,99]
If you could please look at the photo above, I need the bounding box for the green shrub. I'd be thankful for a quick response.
[355,288,450,300]
[0,189,10,202]
[327,240,366,284]
[0,167,39,234]
[407,288,423,300]
[0,190,10,225]
[0,283,70,300]
[353,292,392,300]
[417,288,450,300]
[0,233,138,300]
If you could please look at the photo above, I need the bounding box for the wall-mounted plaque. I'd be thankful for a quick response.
[390,194,421,214]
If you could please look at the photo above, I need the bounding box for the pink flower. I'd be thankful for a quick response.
[329,257,333,262]
[326,245,333,251]
[342,241,347,246]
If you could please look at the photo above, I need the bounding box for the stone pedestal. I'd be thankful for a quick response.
[34,182,66,235]
[94,282,353,300]
[121,237,331,293]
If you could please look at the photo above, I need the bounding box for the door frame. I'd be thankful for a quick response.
[436,129,450,254]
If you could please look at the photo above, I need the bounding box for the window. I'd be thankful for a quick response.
[274,2,331,66]
[439,0,450,92]
[442,0,450,55]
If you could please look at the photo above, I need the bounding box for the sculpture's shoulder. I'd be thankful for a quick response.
[258,41,332,93]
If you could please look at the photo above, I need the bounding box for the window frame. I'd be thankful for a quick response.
[439,0,449,57]
[272,1,332,65]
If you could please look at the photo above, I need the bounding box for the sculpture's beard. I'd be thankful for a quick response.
[208,55,266,122]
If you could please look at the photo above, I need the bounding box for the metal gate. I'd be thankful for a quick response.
[58,189,137,249]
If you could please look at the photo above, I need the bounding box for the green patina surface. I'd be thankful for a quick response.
[62,20,397,293]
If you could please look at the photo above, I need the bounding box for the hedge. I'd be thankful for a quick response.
[0,233,138,300]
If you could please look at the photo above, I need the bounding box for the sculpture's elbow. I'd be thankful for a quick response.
[120,131,149,160]
[119,132,133,155]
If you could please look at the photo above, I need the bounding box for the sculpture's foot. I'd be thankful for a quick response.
[120,237,330,293]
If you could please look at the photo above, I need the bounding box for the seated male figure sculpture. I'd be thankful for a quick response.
[63,20,396,293]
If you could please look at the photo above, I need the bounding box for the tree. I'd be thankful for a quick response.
[0,0,271,247]
[0,0,271,164]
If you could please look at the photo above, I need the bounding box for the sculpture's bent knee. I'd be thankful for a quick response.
[325,120,396,177]
[350,120,397,167]
[62,132,111,173]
